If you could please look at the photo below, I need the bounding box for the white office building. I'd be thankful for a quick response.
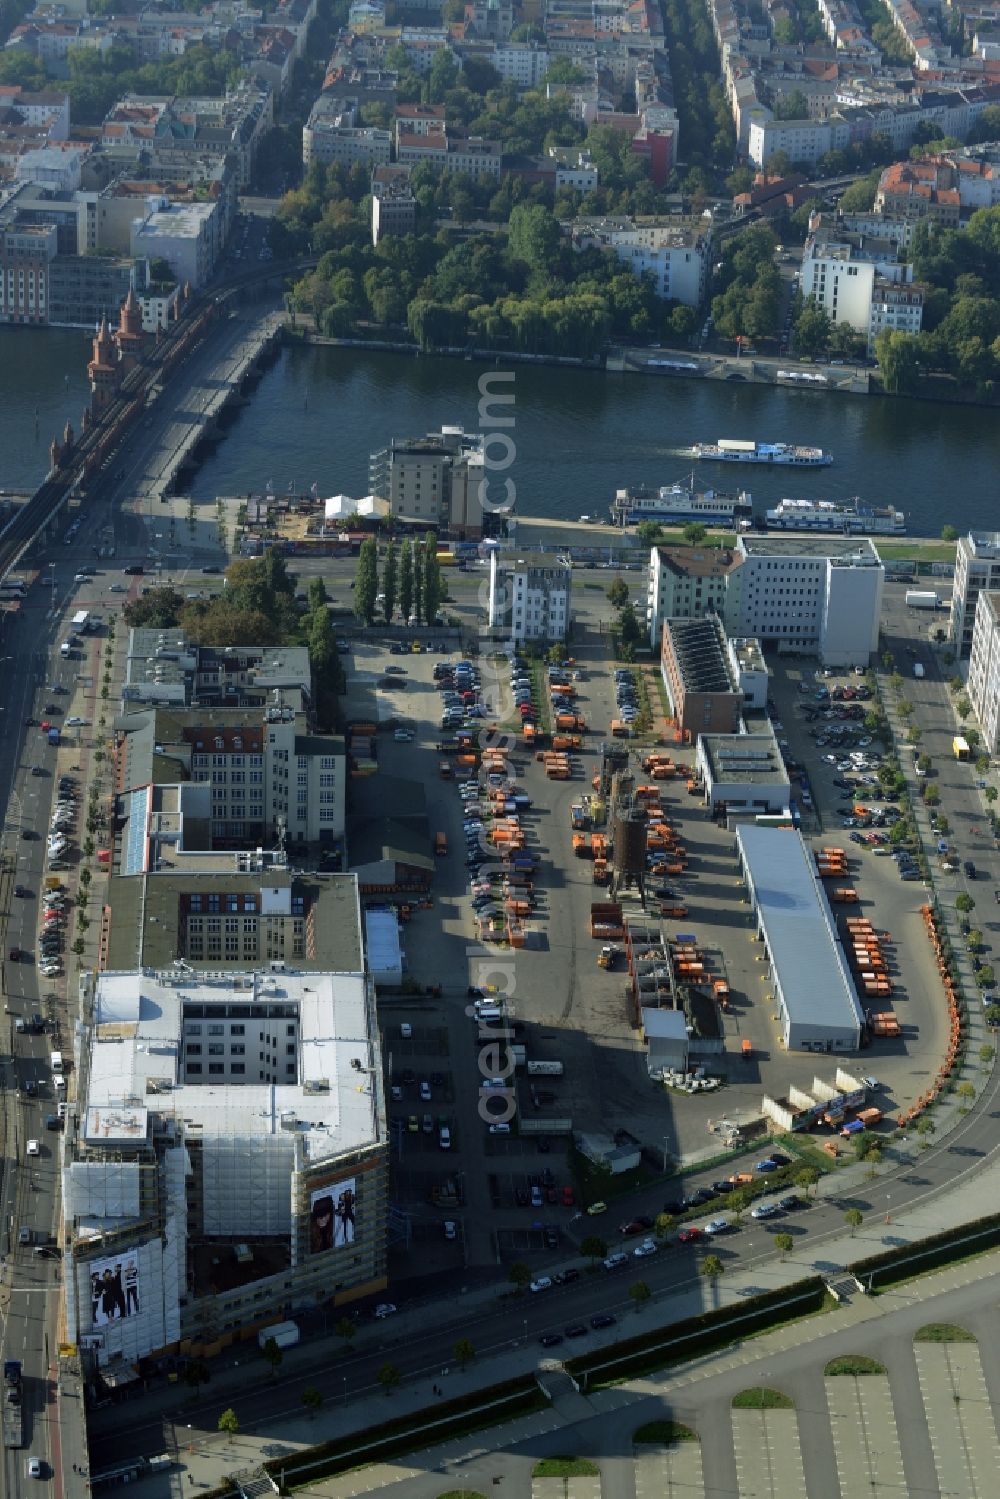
[968,589,1000,753]
[64,962,387,1372]
[727,535,883,667]
[951,531,1000,658]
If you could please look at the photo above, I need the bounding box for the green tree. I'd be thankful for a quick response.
[682,522,708,545]
[382,540,398,622]
[654,1212,675,1240]
[629,1279,652,1311]
[184,1357,210,1394]
[218,1408,239,1441]
[796,1165,820,1196]
[423,531,444,624]
[957,698,972,721]
[260,1336,283,1380]
[508,1262,531,1292]
[355,536,378,625]
[454,1337,476,1368]
[875,329,920,392]
[399,540,414,623]
[377,1362,401,1395]
[987,787,998,807]
[636,521,664,543]
[307,577,329,613]
[508,203,560,271]
[302,1385,323,1419]
[976,964,995,987]
[619,603,642,649]
[701,1253,724,1281]
[985,1003,1000,1027]
[845,1208,863,1236]
[773,1232,793,1259]
[412,538,424,623]
[335,1316,357,1350]
[794,302,831,357]
[580,1234,608,1264]
[607,577,629,609]
[941,524,958,541]
[956,893,975,913]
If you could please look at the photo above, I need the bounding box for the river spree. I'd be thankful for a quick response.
[190,344,1000,535]
[2,328,999,534]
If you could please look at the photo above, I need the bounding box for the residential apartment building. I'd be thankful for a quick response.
[967,590,1000,753]
[569,217,710,305]
[800,231,922,353]
[659,614,742,737]
[727,535,884,667]
[487,555,571,645]
[646,544,742,647]
[877,150,1000,222]
[371,165,417,245]
[115,699,346,846]
[368,426,487,538]
[951,532,1000,658]
[395,132,502,181]
[302,94,390,167]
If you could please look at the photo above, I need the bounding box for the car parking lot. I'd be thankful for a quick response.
[341,628,954,1293]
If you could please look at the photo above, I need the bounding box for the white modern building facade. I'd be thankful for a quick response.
[967,589,1000,753]
[951,531,1000,658]
[727,536,883,667]
[64,964,387,1372]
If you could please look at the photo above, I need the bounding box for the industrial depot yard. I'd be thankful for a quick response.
[341,616,958,1287]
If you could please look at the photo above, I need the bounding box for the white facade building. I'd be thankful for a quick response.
[728,535,883,667]
[488,555,571,645]
[968,589,1000,753]
[801,233,922,353]
[130,198,221,290]
[570,217,710,305]
[952,531,1000,658]
[65,963,387,1371]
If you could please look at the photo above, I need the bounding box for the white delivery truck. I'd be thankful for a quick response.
[905,590,940,610]
[257,1320,300,1351]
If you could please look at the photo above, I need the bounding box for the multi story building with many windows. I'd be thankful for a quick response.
[487,554,571,645]
[951,531,1000,658]
[967,589,1000,753]
[115,702,345,847]
[726,535,883,667]
[62,958,386,1376]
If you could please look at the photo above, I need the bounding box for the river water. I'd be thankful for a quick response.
[2,329,999,535]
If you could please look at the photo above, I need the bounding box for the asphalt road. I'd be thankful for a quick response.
[0,298,283,1496]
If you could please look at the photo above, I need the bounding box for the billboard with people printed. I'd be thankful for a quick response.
[89,1253,140,1327]
[309,1178,356,1254]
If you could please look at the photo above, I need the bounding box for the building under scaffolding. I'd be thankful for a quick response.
[64,961,387,1372]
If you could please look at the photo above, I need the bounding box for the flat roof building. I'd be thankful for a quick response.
[64,961,386,1373]
[736,825,864,1052]
[660,614,742,736]
[728,535,883,667]
[646,544,742,648]
[696,726,790,816]
[103,868,363,973]
[951,531,1000,658]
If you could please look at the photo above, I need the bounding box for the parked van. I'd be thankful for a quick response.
[50,1051,63,1074]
